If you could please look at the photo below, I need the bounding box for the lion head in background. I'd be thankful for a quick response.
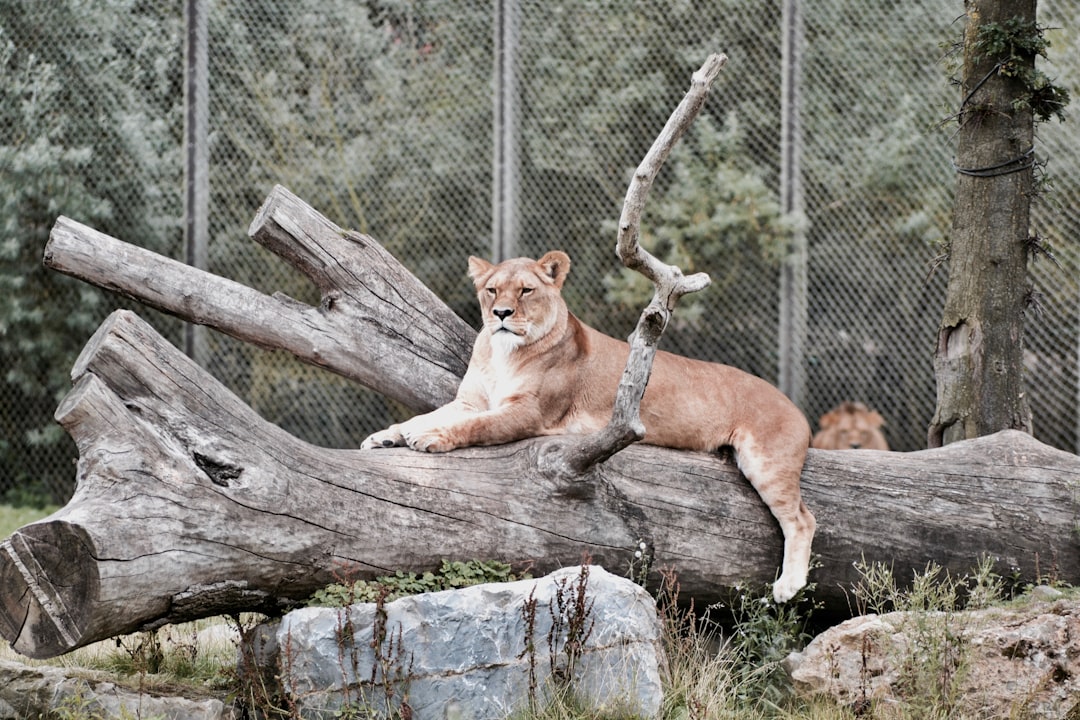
[811,401,889,450]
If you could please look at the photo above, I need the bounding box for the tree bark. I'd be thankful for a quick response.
[3,188,1079,659]
[928,0,1036,447]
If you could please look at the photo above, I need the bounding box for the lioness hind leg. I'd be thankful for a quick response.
[734,441,816,603]
[770,499,816,603]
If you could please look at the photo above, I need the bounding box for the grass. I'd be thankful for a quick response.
[0,502,57,540]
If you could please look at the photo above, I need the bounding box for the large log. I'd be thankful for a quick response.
[2,189,1078,659]
[2,309,1078,660]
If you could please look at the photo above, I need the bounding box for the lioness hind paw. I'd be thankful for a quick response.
[772,574,806,604]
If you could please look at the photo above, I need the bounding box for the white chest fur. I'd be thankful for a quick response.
[484,334,526,407]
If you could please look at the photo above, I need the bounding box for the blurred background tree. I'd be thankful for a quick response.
[0,1,183,502]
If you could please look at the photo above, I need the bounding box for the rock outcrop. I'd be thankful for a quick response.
[784,590,1080,719]
[0,660,234,720]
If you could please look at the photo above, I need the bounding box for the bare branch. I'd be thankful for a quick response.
[539,54,728,480]
[616,53,726,297]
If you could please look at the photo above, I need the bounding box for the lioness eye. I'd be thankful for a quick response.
[486,287,496,296]
[521,287,534,296]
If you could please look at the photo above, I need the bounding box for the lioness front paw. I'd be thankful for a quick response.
[361,426,406,450]
[402,427,458,453]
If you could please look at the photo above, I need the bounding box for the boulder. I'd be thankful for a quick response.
[784,593,1080,718]
[251,566,665,719]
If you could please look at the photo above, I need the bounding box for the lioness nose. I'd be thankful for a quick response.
[493,308,513,320]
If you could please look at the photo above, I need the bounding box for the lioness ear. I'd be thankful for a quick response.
[537,251,571,289]
[867,411,885,428]
[818,411,838,430]
[468,256,494,287]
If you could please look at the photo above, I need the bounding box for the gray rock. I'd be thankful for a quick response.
[784,599,1080,719]
[267,565,664,719]
[0,659,233,720]
[1030,584,1064,603]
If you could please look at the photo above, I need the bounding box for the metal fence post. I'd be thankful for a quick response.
[491,0,519,262]
[778,0,807,407]
[183,0,209,365]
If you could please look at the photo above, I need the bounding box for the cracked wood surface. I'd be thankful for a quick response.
[44,185,473,412]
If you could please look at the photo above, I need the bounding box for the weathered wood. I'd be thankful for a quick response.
[44,185,474,412]
[1,309,1078,659]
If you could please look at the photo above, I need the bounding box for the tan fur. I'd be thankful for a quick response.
[362,251,816,602]
[812,402,889,451]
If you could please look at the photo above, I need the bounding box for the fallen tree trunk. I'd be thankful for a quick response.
[3,189,1078,660]
[2,310,1078,660]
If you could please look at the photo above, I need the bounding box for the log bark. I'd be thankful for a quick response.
[4,188,1078,660]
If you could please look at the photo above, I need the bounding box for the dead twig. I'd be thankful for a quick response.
[538,53,727,481]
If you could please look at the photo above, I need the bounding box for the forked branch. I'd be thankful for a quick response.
[538,53,728,480]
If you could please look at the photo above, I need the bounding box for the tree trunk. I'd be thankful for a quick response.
[928,0,1036,447]
[2,188,1077,659]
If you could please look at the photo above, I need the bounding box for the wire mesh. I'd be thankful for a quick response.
[1,0,1077,504]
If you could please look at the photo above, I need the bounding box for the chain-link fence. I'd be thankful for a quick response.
[2,0,1078,505]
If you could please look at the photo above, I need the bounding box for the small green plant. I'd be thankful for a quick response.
[364,586,415,717]
[974,18,1070,123]
[654,568,756,720]
[844,556,1015,717]
[547,564,596,686]
[626,539,652,588]
[308,559,528,607]
[962,554,1008,610]
[716,575,821,709]
[517,564,602,715]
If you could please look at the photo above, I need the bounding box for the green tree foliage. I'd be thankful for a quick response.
[0,1,183,501]
[206,0,493,317]
[515,0,784,337]
[601,113,790,379]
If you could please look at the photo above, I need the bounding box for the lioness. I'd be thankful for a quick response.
[362,251,816,602]
[812,401,889,451]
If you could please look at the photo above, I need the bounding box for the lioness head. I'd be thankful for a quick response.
[811,401,889,450]
[467,251,571,351]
